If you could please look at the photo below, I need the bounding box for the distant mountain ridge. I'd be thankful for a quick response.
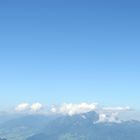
[0,114,57,140]
[0,111,140,140]
[0,138,7,140]
[27,111,140,140]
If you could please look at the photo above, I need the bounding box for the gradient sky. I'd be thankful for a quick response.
[0,0,140,110]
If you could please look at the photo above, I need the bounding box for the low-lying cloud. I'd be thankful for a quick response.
[50,103,132,123]
[15,103,30,112]
[15,103,43,112]
[30,103,43,112]
[51,103,98,116]
[15,102,132,122]
[97,106,132,123]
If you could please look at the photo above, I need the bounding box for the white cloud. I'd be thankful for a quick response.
[30,103,43,112]
[51,106,57,113]
[98,113,120,123]
[98,113,107,122]
[15,102,133,123]
[15,102,43,112]
[50,103,98,116]
[15,103,30,112]
[103,106,132,112]
[50,103,132,123]
[97,106,132,123]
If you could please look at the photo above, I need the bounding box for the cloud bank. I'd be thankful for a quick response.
[51,103,98,116]
[15,103,30,112]
[15,102,132,122]
[15,103,43,112]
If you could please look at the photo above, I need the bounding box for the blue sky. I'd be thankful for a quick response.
[0,0,140,110]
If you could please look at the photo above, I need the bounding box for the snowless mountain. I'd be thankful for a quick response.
[0,111,140,140]
[27,111,140,140]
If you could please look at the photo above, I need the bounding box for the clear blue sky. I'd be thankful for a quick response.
[0,0,140,110]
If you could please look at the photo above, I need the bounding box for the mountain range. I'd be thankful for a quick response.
[0,111,140,140]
